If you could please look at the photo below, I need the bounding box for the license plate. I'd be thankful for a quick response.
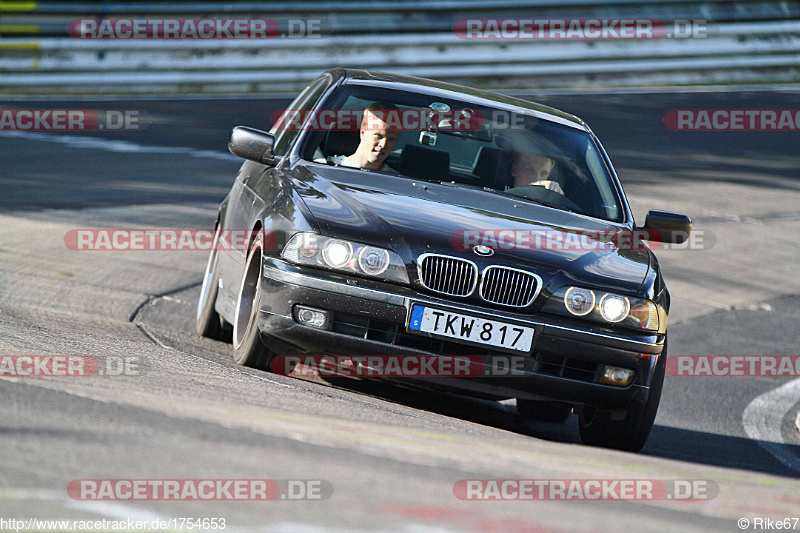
[408,304,534,352]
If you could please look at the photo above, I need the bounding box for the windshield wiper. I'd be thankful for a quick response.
[425,180,581,215]
[427,180,495,193]
[518,196,578,214]
[494,190,580,215]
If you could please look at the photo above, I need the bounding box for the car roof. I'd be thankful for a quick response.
[335,67,588,131]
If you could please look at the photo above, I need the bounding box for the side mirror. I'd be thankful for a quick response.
[639,210,692,244]
[228,126,276,164]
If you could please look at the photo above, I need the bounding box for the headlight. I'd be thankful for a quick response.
[358,246,390,275]
[322,239,352,268]
[564,287,595,316]
[282,233,409,284]
[544,286,660,331]
[599,294,630,323]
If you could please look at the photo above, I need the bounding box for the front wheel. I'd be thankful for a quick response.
[232,230,273,370]
[196,226,231,341]
[578,338,667,452]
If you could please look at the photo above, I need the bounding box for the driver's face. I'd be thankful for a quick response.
[512,154,555,184]
[360,112,400,166]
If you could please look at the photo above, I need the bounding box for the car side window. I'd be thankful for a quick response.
[271,76,331,157]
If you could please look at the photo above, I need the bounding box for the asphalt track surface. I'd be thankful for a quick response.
[1,89,799,532]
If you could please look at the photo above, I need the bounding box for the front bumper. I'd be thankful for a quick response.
[257,258,665,410]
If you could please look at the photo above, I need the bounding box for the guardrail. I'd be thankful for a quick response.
[3,1,800,35]
[1,1,799,93]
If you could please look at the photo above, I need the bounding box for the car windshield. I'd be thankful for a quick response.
[296,84,624,222]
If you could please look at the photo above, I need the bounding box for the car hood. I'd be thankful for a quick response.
[289,164,651,295]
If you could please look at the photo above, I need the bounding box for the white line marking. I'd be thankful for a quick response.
[0,489,456,532]
[0,488,167,524]
[742,377,800,473]
[64,500,167,523]
[1,488,259,532]
[0,130,239,161]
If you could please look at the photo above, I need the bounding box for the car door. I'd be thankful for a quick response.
[244,74,334,238]
[218,74,334,306]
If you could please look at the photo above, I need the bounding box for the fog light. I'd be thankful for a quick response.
[294,306,330,329]
[599,365,635,386]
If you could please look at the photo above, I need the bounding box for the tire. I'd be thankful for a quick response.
[517,400,572,423]
[232,230,273,370]
[578,337,667,452]
[196,226,231,341]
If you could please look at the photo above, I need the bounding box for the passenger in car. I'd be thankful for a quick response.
[328,102,402,172]
[510,151,565,195]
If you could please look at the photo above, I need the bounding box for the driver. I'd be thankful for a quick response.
[328,102,401,171]
[510,151,565,195]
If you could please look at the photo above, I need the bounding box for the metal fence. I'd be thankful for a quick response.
[1,1,799,93]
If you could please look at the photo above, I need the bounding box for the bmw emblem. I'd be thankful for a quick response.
[473,245,494,256]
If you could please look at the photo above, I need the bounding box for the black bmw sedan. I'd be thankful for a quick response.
[196,68,691,452]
